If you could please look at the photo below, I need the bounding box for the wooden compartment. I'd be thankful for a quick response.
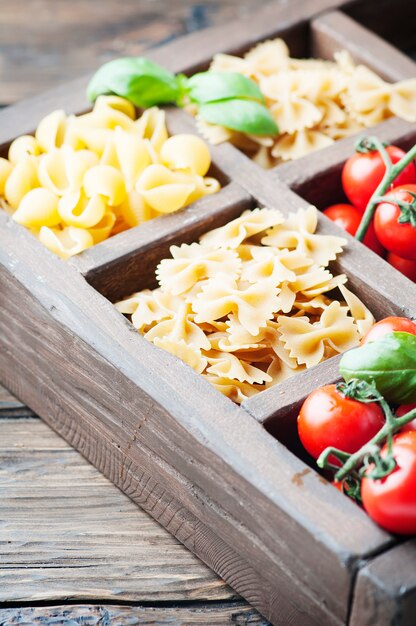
[0,1,415,625]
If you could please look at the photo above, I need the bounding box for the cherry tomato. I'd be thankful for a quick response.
[396,403,416,433]
[387,252,416,282]
[394,183,416,194]
[323,204,384,256]
[373,188,416,260]
[361,431,416,534]
[361,316,416,345]
[342,146,416,212]
[297,385,385,461]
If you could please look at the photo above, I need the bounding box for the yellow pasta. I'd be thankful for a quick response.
[13,188,60,228]
[160,134,211,176]
[58,191,106,228]
[36,110,67,152]
[4,155,39,209]
[0,158,13,195]
[0,97,220,259]
[116,205,374,403]
[8,135,41,163]
[38,225,94,260]
[196,40,416,166]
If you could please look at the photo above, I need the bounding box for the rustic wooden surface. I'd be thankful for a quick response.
[0,604,267,626]
[1,2,416,625]
[0,384,267,624]
[0,0,274,104]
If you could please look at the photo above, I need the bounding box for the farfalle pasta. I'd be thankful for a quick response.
[0,96,220,259]
[116,205,375,403]
[196,39,416,166]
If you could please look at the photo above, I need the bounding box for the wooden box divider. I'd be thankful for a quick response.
[71,181,253,301]
[273,117,416,207]
[1,1,416,624]
[310,10,416,81]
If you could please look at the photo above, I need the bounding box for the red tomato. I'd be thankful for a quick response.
[323,204,384,256]
[394,183,416,194]
[374,188,416,260]
[342,146,416,212]
[361,316,416,345]
[387,253,416,282]
[297,385,385,461]
[396,403,416,433]
[361,431,416,534]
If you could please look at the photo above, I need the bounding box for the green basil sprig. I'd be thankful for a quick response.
[199,99,277,136]
[339,331,416,404]
[87,57,183,108]
[87,57,278,137]
[187,71,265,104]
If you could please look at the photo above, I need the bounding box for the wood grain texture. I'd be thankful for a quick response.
[349,540,416,626]
[243,357,341,424]
[0,417,235,604]
[0,0,273,104]
[0,383,33,417]
[0,209,393,626]
[0,603,269,626]
[311,10,416,81]
[1,2,415,624]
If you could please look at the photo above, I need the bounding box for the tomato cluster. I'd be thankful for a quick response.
[323,145,416,282]
[297,317,416,535]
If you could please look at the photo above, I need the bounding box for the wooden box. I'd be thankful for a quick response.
[1,1,415,624]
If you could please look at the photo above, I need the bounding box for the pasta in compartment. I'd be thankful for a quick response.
[0,97,220,260]
[196,39,416,166]
[116,205,375,403]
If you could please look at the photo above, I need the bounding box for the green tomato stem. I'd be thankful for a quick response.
[333,407,416,482]
[355,140,416,242]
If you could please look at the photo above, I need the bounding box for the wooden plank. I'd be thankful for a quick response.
[0,383,33,417]
[349,540,416,626]
[0,417,236,604]
[0,211,393,626]
[311,10,416,81]
[0,603,269,626]
[243,357,341,424]
[0,0,275,104]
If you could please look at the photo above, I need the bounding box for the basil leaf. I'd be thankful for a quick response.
[199,99,278,136]
[188,72,265,104]
[340,331,416,404]
[87,57,182,107]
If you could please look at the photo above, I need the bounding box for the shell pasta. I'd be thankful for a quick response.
[1,97,220,259]
[116,206,375,403]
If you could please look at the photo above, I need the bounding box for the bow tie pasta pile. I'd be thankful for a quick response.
[116,206,375,403]
[196,39,416,167]
[0,96,220,259]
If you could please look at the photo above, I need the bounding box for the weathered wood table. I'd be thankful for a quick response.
[0,2,273,623]
[0,383,268,624]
